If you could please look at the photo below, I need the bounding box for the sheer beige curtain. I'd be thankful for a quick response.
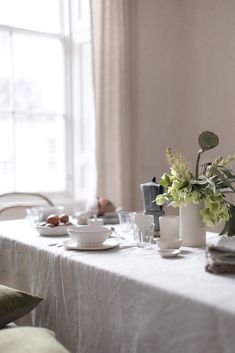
[91,0,133,211]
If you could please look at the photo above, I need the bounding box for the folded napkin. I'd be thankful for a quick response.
[206,236,235,274]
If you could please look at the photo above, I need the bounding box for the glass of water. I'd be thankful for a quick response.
[118,211,135,238]
[136,222,155,249]
[26,207,43,226]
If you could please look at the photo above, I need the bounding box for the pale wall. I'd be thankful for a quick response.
[131,0,235,211]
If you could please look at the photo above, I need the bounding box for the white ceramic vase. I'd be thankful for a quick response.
[179,202,206,247]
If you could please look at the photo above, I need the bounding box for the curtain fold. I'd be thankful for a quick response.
[91,0,133,210]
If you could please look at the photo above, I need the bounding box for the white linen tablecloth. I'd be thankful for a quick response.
[0,219,235,353]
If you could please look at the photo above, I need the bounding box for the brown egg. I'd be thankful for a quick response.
[59,213,69,224]
[47,214,60,226]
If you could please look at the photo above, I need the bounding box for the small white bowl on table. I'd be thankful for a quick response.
[35,224,76,237]
[67,225,112,247]
[158,249,180,258]
[157,238,182,250]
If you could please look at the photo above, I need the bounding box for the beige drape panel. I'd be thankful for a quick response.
[91,0,133,211]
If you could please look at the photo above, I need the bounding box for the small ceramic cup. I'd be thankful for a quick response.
[159,215,179,239]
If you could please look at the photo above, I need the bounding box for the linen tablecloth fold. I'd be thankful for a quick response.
[206,235,235,273]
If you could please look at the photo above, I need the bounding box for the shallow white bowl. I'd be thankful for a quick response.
[67,226,112,246]
[157,237,182,250]
[35,224,73,237]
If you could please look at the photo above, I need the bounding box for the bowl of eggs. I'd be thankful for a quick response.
[35,213,75,236]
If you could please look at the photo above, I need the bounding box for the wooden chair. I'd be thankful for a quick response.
[0,192,54,220]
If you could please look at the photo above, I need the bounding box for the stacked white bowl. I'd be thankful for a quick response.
[67,226,111,247]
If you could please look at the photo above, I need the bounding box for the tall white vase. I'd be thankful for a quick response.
[179,202,206,247]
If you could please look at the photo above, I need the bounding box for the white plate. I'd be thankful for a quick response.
[63,238,120,251]
[158,249,180,258]
[35,224,70,237]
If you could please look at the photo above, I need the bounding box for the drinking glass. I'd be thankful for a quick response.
[144,223,155,249]
[118,211,135,239]
[26,207,43,225]
[133,213,154,246]
[136,223,155,249]
[134,213,154,226]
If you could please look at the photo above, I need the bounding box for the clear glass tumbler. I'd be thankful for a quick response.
[26,207,43,225]
[136,223,155,249]
[118,211,135,238]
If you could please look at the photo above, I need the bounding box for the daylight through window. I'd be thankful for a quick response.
[0,0,68,194]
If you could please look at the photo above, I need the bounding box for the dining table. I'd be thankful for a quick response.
[0,219,235,353]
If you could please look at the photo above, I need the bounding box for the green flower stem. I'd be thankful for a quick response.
[195,149,203,179]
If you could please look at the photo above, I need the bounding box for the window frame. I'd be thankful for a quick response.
[0,0,96,208]
[0,2,73,203]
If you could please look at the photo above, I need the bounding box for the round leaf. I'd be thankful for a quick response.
[198,131,219,151]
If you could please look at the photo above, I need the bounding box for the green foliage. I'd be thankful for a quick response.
[156,132,235,228]
[220,205,235,236]
[195,131,219,179]
[198,131,219,151]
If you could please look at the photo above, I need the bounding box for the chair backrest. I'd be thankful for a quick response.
[0,192,54,220]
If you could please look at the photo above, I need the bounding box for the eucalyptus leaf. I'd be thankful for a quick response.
[226,177,235,184]
[198,175,215,185]
[198,175,216,192]
[210,168,235,192]
[219,221,229,235]
[211,166,235,184]
[220,205,235,236]
[215,181,230,189]
[216,167,235,180]
[198,131,219,151]
[192,178,209,188]
[192,178,208,185]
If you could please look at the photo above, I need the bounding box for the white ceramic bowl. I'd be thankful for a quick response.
[35,224,70,237]
[67,226,112,246]
[157,237,182,250]
[158,249,180,258]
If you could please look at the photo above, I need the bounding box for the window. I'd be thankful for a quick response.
[0,0,96,204]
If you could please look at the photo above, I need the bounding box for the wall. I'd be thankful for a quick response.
[131,0,235,212]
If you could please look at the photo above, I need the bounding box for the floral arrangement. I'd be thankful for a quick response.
[156,131,235,228]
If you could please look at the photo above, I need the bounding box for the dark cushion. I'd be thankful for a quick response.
[0,284,42,327]
[0,327,70,353]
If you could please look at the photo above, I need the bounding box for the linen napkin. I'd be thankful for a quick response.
[206,235,235,274]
